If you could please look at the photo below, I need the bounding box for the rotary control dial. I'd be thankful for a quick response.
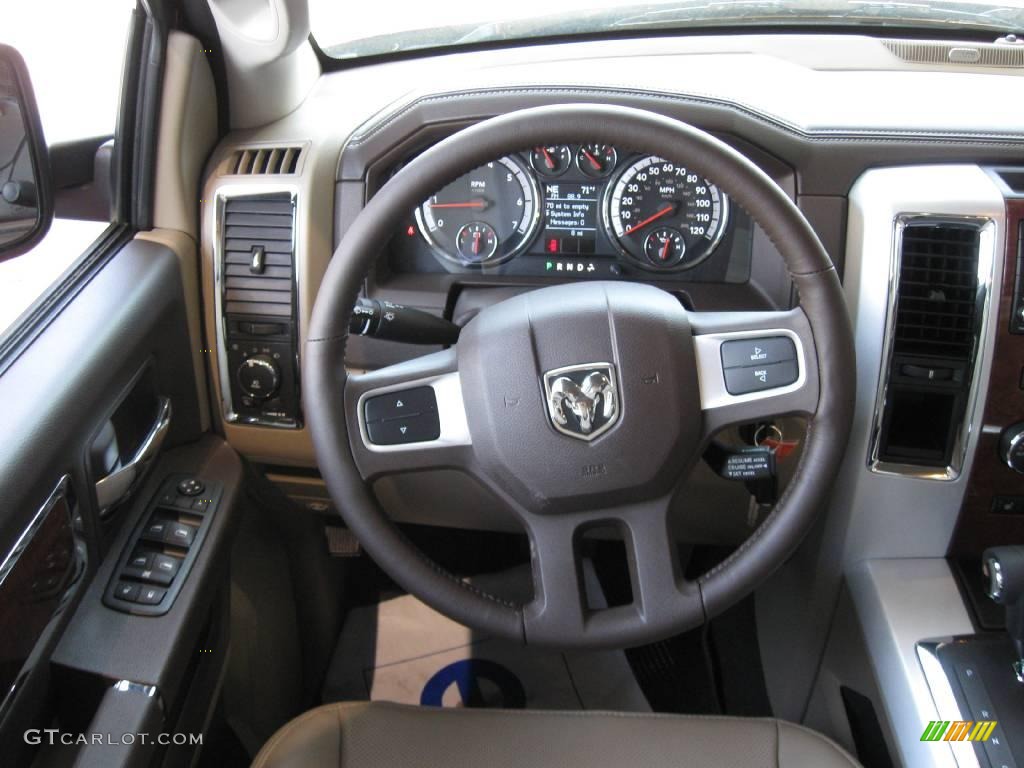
[237,355,280,400]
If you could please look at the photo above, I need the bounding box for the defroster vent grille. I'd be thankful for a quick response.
[222,194,295,318]
[893,223,981,361]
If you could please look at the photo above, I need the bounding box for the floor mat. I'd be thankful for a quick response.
[322,590,650,712]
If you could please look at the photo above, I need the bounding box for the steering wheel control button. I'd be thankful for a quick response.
[720,337,796,369]
[176,477,205,496]
[364,386,437,423]
[363,386,441,445]
[367,410,441,446]
[724,359,799,395]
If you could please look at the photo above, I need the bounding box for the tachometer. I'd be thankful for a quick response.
[416,156,541,266]
[605,156,729,270]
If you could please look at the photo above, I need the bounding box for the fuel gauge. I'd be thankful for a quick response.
[530,145,571,177]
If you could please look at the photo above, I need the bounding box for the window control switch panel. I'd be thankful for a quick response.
[104,474,222,616]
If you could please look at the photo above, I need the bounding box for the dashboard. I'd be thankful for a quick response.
[395,146,732,281]
[192,31,1024,767]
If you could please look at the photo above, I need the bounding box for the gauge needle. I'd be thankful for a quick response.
[624,204,675,235]
[472,231,481,255]
[539,146,555,169]
[428,201,487,209]
[582,148,602,171]
[660,237,671,261]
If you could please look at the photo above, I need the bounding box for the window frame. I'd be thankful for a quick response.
[0,1,167,372]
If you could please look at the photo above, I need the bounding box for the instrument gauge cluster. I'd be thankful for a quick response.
[406,144,735,278]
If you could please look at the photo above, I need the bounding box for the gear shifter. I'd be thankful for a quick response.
[982,545,1024,683]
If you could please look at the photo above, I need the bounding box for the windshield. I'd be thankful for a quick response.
[311,0,1024,60]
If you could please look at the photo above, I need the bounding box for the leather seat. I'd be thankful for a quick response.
[253,701,861,768]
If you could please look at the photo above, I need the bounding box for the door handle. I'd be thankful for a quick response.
[95,397,172,514]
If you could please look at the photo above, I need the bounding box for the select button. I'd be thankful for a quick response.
[721,337,796,369]
[724,359,799,396]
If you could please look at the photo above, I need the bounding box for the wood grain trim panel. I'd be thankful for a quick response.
[949,198,1024,558]
[0,478,77,714]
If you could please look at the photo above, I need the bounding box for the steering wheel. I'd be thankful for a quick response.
[306,105,854,649]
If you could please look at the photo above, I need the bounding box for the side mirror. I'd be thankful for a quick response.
[0,44,51,262]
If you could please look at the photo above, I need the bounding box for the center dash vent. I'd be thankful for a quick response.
[893,223,981,361]
[228,146,302,176]
[873,219,986,473]
[222,194,294,318]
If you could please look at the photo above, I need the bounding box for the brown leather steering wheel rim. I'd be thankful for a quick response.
[305,104,855,649]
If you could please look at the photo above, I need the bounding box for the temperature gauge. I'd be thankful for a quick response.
[456,222,498,263]
[530,145,571,177]
[644,227,686,267]
[576,144,617,178]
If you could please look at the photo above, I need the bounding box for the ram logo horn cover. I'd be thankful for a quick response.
[543,363,619,441]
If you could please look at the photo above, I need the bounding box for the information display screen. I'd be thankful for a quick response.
[541,182,599,255]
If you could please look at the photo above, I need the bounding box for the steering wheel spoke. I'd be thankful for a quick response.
[690,309,821,440]
[523,495,703,648]
[344,348,475,480]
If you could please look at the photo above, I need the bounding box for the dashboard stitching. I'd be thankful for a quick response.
[345,85,1024,149]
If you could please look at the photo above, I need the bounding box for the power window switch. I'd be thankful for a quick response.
[141,518,170,544]
[113,582,140,603]
[137,586,166,605]
[128,552,154,570]
[153,554,181,581]
[124,563,175,587]
[163,522,196,548]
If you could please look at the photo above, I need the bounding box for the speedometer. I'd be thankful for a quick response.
[416,156,541,267]
[605,156,729,270]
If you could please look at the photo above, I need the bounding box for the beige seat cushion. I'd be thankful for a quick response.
[252,701,861,768]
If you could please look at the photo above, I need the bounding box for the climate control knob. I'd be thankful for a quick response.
[237,355,280,400]
[1000,423,1024,473]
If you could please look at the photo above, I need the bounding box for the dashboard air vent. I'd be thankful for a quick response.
[874,220,985,471]
[222,194,294,318]
[883,39,1024,68]
[229,146,302,176]
[892,223,981,361]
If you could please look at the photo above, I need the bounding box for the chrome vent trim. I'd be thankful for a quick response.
[869,214,997,481]
[213,185,300,428]
[883,39,1024,67]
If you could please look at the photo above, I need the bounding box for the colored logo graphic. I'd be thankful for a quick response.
[420,659,526,709]
[920,721,998,742]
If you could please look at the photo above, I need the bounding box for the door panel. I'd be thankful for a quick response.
[0,237,203,757]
